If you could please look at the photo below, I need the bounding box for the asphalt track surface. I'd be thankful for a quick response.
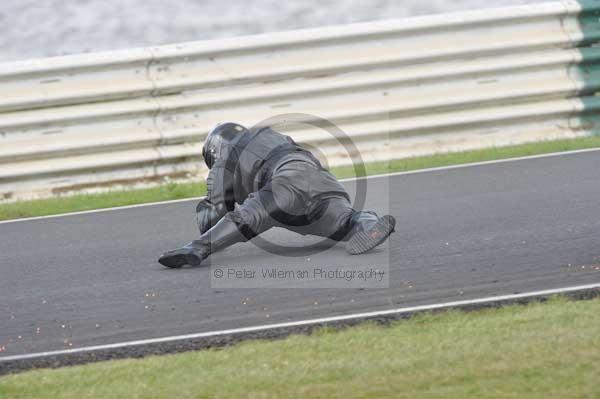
[2,150,600,369]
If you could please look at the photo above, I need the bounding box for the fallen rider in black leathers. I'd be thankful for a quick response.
[158,122,396,268]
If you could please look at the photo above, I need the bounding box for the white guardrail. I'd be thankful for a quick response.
[0,0,598,200]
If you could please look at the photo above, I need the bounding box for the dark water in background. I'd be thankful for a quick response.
[2,0,546,62]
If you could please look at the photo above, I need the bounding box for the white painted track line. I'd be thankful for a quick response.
[1,282,599,363]
[2,146,600,226]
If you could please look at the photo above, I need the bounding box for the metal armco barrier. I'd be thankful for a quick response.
[1,0,599,200]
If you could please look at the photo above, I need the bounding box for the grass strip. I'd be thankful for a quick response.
[2,136,600,221]
[1,296,598,398]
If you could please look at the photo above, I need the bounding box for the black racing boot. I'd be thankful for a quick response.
[158,217,249,268]
[158,240,209,268]
[346,212,396,255]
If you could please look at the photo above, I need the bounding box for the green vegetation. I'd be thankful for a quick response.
[331,136,600,179]
[1,296,598,398]
[0,182,206,221]
[2,136,600,222]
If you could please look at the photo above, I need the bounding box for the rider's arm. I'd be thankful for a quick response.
[206,159,236,217]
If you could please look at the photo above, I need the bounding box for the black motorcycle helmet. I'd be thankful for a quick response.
[202,122,247,169]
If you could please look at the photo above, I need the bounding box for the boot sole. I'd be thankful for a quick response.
[346,215,396,255]
[158,250,203,268]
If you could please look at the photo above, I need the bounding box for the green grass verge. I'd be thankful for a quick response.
[3,136,600,221]
[1,296,598,398]
[0,182,207,221]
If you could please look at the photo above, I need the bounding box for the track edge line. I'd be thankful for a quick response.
[1,282,599,369]
[2,146,600,225]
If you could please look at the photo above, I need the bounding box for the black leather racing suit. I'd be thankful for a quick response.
[204,126,373,242]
